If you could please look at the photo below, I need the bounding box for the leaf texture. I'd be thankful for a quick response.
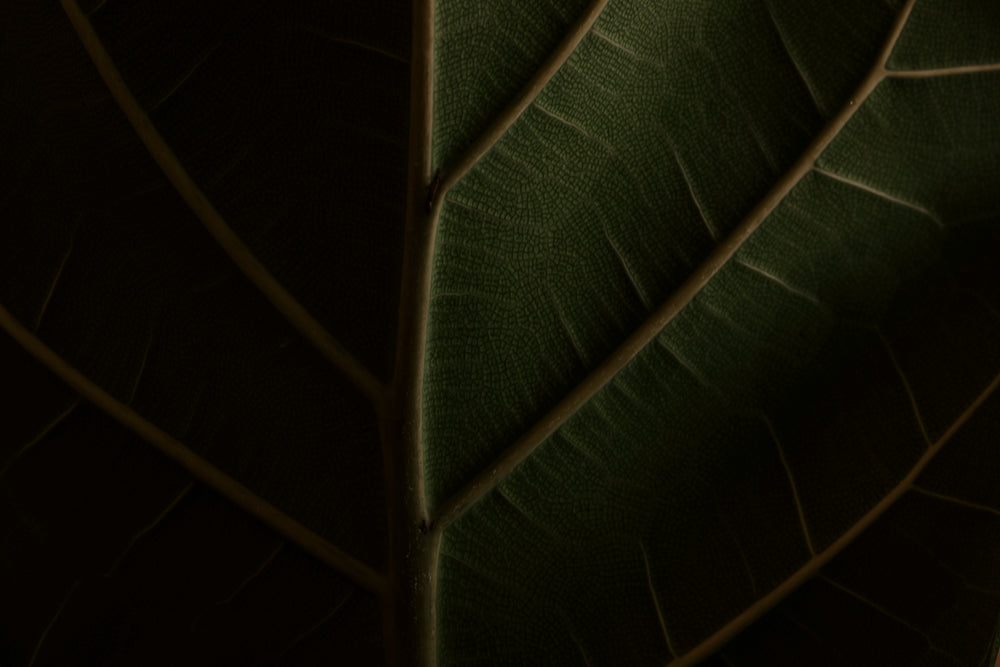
[1,0,999,665]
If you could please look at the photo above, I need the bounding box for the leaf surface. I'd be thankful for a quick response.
[1,0,999,665]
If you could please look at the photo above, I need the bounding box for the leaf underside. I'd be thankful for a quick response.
[2,0,999,666]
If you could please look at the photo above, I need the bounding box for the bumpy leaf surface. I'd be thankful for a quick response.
[1,0,999,665]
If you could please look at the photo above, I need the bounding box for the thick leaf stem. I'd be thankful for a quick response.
[59,0,383,406]
[388,4,614,663]
[0,304,387,595]
[431,0,919,533]
[382,0,436,664]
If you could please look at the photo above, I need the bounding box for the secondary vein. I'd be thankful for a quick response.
[0,303,387,595]
[60,0,384,406]
[665,364,1000,667]
[429,0,612,216]
[431,0,917,532]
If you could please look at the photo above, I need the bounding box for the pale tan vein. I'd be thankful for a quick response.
[640,541,679,659]
[59,0,383,406]
[896,524,1000,596]
[674,149,717,242]
[735,258,822,306]
[0,398,80,479]
[285,24,408,64]
[125,327,154,405]
[718,509,760,596]
[0,302,386,594]
[910,485,1000,518]
[887,62,1000,79]
[819,574,913,628]
[280,589,355,657]
[431,0,915,530]
[429,0,611,213]
[603,224,652,309]
[819,575,963,665]
[548,284,590,364]
[664,365,1000,667]
[34,232,75,332]
[787,615,827,648]
[763,0,823,114]
[590,28,665,70]
[813,166,944,228]
[28,579,80,667]
[764,417,816,555]
[106,480,195,576]
[571,632,594,667]
[876,326,932,448]
[533,102,600,143]
[654,337,718,392]
[149,43,222,111]
[219,541,285,605]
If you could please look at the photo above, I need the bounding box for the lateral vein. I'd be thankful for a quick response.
[430,0,611,213]
[887,62,1000,79]
[432,0,915,530]
[763,0,822,114]
[813,167,943,228]
[764,417,816,556]
[910,485,1000,518]
[0,302,387,595]
[877,326,932,448]
[34,230,75,332]
[819,575,960,663]
[664,365,1000,667]
[0,398,80,479]
[106,480,195,576]
[640,541,679,659]
[28,580,80,667]
[59,0,383,406]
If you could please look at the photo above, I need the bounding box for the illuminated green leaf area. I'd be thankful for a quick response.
[2,1,999,665]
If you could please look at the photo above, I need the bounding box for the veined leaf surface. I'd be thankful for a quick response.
[2,0,999,665]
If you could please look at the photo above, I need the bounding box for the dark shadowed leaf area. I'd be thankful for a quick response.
[2,0,999,665]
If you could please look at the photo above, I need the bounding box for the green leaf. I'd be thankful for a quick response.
[2,0,999,665]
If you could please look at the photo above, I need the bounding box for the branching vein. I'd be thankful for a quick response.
[28,580,80,667]
[813,167,944,228]
[674,150,716,241]
[735,258,822,306]
[820,575,963,665]
[430,0,611,213]
[664,364,1000,667]
[279,589,355,657]
[763,0,823,114]
[640,541,679,659]
[34,231,75,332]
[432,0,917,528]
[887,62,1000,79]
[764,417,816,556]
[60,0,383,406]
[219,541,285,605]
[910,485,1000,518]
[0,302,386,595]
[876,326,932,448]
[0,398,80,479]
[106,480,195,576]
